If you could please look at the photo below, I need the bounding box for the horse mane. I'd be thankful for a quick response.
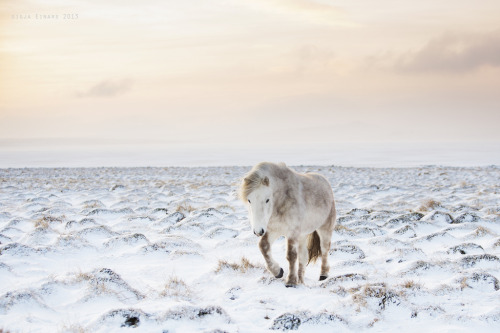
[239,162,286,202]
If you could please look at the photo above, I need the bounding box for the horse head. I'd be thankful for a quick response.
[242,174,273,237]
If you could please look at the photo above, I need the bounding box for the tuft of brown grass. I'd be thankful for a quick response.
[351,292,367,311]
[154,181,167,188]
[34,215,64,229]
[35,218,50,229]
[401,280,420,289]
[486,208,500,216]
[176,203,195,214]
[399,280,423,295]
[334,224,353,233]
[60,324,88,333]
[161,276,192,300]
[493,238,500,248]
[402,280,415,289]
[216,204,235,212]
[418,199,441,212]
[368,318,380,328]
[73,270,93,283]
[473,226,494,237]
[94,282,113,295]
[350,283,402,311]
[215,257,262,274]
[188,182,212,190]
[82,201,102,209]
[363,283,387,298]
[459,277,471,290]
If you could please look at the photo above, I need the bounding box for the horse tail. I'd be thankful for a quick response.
[307,230,321,264]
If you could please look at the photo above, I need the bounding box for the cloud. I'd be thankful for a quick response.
[77,79,132,98]
[396,30,500,73]
[248,0,355,27]
[273,0,341,14]
[295,44,335,75]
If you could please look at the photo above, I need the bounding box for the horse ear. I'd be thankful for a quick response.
[262,176,270,186]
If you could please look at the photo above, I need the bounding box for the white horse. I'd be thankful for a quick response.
[240,162,336,287]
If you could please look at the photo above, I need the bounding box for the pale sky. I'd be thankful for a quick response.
[1,0,500,148]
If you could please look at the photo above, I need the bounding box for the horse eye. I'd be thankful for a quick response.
[266,199,269,203]
[248,199,251,204]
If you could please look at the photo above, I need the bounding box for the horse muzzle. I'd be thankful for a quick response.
[254,228,265,237]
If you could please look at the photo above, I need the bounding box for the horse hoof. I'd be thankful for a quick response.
[319,275,328,281]
[285,284,297,288]
[275,268,284,279]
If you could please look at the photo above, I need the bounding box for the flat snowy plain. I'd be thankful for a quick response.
[1,165,499,332]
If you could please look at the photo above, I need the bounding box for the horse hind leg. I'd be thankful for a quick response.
[317,203,336,281]
[316,227,333,281]
[259,232,283,279]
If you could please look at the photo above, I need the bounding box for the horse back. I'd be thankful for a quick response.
[297,172,333,211]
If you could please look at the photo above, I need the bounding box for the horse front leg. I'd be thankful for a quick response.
[286,238,298,287]
[259,232,283,279]
[297,236,308,284]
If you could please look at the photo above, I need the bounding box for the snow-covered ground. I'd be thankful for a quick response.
[0,166,499,332]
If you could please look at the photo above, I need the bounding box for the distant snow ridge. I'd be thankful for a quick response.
[0,166,499,332]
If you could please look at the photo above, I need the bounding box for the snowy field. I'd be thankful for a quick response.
[0,165,499,332]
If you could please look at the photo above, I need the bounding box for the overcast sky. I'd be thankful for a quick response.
[1,0,500,148]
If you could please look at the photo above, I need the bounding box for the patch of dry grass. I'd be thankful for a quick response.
[398,280,424,298]
[216,204,235,212]
[351,292,367,311]
[334,224,354,233]
[94,282,114,295]
[486,208,500,216]
[472,226,495,237]
[72,270,93,283]
[82,201,103,209]
[176,203,195,214]
[215,257,263,274]
[35,218,50,229]
[400,280,421,290]
[34,215,64,229]
[60,324,88,333]
[350,283,401,311]
[363,283,387,298]
[154,181,167,188]
[459,277,469,290]
[368,318,380,328]
[418,199,441,212]
[169,250,202,259]
[161,276,192,300]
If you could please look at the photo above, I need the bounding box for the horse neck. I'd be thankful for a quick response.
[271,172,294,203]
